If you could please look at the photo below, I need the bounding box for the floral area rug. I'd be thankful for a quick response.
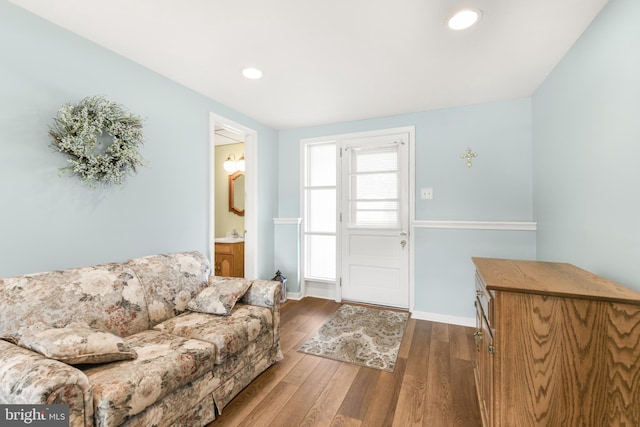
[298,304,409,372]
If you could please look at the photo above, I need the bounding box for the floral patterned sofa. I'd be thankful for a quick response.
[0,251,282,427]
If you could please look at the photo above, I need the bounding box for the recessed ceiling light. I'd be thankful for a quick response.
[242,67,263,79]
[447,9,481,31]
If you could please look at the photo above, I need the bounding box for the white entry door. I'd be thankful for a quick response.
[339,132,410,308]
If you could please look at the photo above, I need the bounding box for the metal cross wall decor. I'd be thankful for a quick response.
[460,147,478,168]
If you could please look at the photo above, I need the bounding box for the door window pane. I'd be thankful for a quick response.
[353,210,399,227]
[351,173,398,199]
[355,146,398,173]
[348,144,400,228]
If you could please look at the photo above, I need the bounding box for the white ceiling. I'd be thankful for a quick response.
[10,0,608,130]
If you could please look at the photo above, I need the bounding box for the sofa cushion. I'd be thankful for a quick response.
[83,330,216,427]
[3,323,137,365]
[153,303,273,364]
[187,277,252,315]
[0,263,150,338]
[114,374,219,427]
[124,252,210,326]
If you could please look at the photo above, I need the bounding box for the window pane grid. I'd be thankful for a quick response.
[305,188,336,233]
[304,234,336,280]
[307,142,336,186]
[303,141,337,281]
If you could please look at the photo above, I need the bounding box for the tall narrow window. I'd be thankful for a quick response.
[303,141,336,281]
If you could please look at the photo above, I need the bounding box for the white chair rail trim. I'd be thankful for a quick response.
[273,218,303,225]
[413,220,537,231]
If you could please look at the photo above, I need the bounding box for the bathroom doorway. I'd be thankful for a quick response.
[209,113,257,279]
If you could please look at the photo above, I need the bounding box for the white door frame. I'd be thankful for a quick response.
[338,130,411,308]
[336,126,415,309]
[209,112,258,278]
[333,126,415,310]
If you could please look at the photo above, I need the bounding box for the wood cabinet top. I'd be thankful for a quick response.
[472,257,640,305]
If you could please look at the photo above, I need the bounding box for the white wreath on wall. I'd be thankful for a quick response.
[49,96,145,187]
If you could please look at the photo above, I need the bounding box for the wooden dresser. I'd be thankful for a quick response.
[214,241,244,277]
[472,257,640,427]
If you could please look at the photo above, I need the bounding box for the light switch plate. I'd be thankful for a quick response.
[421,187,433,200]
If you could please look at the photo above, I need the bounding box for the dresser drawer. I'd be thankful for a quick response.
[215,242,234,254]
[475,272,494,328]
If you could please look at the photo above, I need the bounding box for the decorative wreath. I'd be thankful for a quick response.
[49,96,145,187]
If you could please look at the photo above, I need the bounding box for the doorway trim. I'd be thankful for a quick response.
[209,112,258,278]
[338,129,412,308]
[336,126,415,310]
[299,126,415,310]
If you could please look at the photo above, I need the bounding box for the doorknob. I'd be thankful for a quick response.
[401,240,406,249]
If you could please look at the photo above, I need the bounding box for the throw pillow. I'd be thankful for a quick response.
[4,323,137,364]
[187,277,252,315]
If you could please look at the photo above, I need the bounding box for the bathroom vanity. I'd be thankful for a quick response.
[214,238,244,277]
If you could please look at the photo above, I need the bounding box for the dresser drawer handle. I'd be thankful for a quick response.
[474,330,483,345]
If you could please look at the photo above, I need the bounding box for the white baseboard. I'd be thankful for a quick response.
[283,294,476,328]
[305,283,336,300]
[284,291,303,301]
[410,310,475,328]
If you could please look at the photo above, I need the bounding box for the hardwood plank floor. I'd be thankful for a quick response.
[209,297,482,427]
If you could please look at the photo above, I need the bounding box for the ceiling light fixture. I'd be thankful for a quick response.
[447,9,481,30]
[242,67,263,79]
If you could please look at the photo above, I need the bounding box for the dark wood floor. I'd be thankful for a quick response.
[209,297,482,427]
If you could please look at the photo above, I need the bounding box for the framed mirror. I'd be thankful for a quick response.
[228,171,245,216]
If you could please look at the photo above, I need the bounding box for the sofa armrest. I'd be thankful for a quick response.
[0,340,93,427]
[241,280,282,348]
[241,279,281,308]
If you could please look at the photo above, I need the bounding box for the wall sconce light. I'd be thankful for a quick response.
[223,154,236,173]
[236,154,245,172]
[223,153,246,173]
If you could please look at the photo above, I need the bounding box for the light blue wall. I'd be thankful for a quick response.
[0,2,278,278]
[11,0,634,319]
[416,228,535,317]
[413,100,533,221]
[279,98,535,319]
[279,99,533,219]
[274,222,301,295]
[532,0,640,290]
